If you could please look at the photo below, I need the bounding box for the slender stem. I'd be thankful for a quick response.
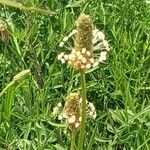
[70,131,76,150]
[78,70,86,150]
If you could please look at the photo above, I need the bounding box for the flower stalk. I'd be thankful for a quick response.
[58,13,109,150]
[78,70,87,150]
[70,131,76,150]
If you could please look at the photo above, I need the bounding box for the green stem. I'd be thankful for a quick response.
[78,70,86,150]
[70,131,76,150]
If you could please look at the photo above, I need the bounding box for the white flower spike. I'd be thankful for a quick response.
[58,14,110,70]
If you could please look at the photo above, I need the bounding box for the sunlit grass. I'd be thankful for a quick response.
[0,0,150,149]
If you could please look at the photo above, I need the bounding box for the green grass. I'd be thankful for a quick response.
[0,0,150,149]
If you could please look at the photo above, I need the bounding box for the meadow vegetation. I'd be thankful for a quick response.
[0,0,150,149]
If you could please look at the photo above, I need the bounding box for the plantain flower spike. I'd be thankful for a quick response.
[52,92,97,131]
[63,93,81,131]
[58,13,110,70]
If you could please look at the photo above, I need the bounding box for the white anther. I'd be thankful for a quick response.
[57,102,62,107]
[78,55,83,60]
[64,54,69,60]
[93,112,96,119]
[100,51,107,57]
[97,31,105,41]
[72,29,78,34]
[81,48,86,54]
[63,113,67,118]
[58,52,64,60]
[86,51,91,56]
[89,58,94,63]
[76,51,81,56]
[103,40,109,51]
[79,98,82,103]
[93,30,105,44]
[82,57,86,63]
[69,53,76,60]
[58,115,63,120]
[52,107,59,115]
[86,63,91,69]
[68,115,76,123]
[88,102,95,111]
[61,58,65,64]
[63,36,69,42]
[59,42,64,47]
[75,122,80,128]
[68,29,77,37]
[79,117,82,122]
[89,111,94,116]
[81,64,85,69]
[92,28,99,36]
[68,60,72,65]
[72,48,76,54]
[98,55,107,62]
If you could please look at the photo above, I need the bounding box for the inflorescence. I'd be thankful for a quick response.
[52,92,96,131]
[58,13,110,70]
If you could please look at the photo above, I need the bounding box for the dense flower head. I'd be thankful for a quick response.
[0,21,9,43]
[58,13,110,70]
[52,92,96,131]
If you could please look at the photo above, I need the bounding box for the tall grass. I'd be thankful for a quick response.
[0,0,150,149]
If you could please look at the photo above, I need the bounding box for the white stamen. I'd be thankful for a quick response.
[81,48,86,54]
[89,58,94,63]
[93,112,96,119]
[72,29,78,34]
[79,98,82,103]
[75,122,80,128]
[86,51,91,56]
[86,63,91,69]
[89,111,94,116]
[58,52,64,60]
[103,40,109,51]
[100,51,107,57]
[63,113,67,118]
[72,48,76,54]
[82,57,86,63]
[92,28,99,36]
[68,61,72,65]
[68,115,76,123]
[69,53,76,60]
[76,51,81,56]
[59,42,64,47]
[61,58,65,64]
[68,29,77,37]
[92,30,105,44]
[98,55,107,62]
[58,115,63,120]
[63,36,69,42]
[57,102,62,107]
[97,31,105,41]
[81,64,85,69]
[88,102,95,111]
[79,117,82,122]
[64,54,69,60]
[52,107,59,115]
[78,55,83,60]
